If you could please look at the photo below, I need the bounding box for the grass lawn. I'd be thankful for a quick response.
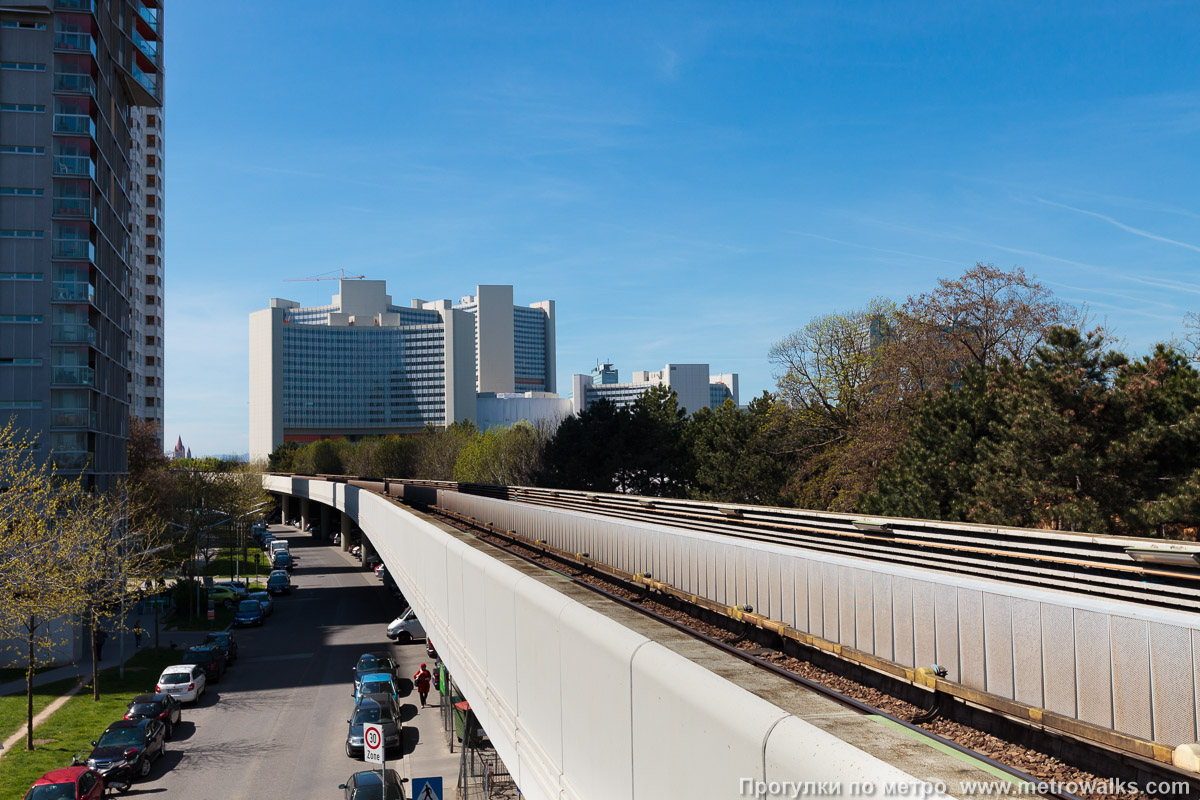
[0,676,79,744]
[0,648,181,798]
[200,551,273,582]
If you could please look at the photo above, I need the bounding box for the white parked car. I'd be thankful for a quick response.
[156,664,207,704]
[386,608,425,643]
[270,540,289,555]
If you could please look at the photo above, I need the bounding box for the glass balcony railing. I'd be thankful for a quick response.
[53,239,94,260]
[54,73,95,94]
[52,324,97,344]
[130,63,157,96]
[54,32,96,55]
[52,451,91,470]
[54,114,96,137]
[55,0,96,10]
[53,155,96,179]
[52,197,91,217]
[138,6,158,33]
[52,365,95,386]
[51,408,91,428]
[52,281,94,302]
[133,31,158,65]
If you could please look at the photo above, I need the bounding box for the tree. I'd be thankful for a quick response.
[686,393,793,505]
[267,441,301,472]
[864,364,1006,521]
[413,421,478,480]
[0,423,91,749]
[768,298,897,444]
[70,487,168,700]
[539,399,630,492]
[900,263,1080,377]
[454,423,548,486]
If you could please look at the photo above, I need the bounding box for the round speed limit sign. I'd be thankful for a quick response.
[363,722,384,764]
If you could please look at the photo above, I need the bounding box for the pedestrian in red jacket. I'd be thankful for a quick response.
[414,663,433,707]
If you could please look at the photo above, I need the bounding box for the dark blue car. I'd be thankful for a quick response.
[234,599,264,627]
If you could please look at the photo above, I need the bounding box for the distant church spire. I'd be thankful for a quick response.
[173,436,186,460]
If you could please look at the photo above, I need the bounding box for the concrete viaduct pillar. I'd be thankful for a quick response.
[361,536,376,568]
[299,497,310,532]
[341,512,352,552]
[319,503,331,542]
[280,494,290,526]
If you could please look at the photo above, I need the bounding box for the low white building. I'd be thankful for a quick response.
[571,363,739,416]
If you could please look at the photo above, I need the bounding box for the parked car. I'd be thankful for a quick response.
[249,591,274,616]
[345,697,402,759]
[339,768,406,800]
[386,608,426,643]
[353,653,396,691]
[155,664,207,703]
[353,672,399,705]
[234,599,265,627]
[270,539,290,555]
[261,535,277,551]
[212,581,249,599]
[426,639,438,660]
[87,718,166,781]
[272,551,294,572]
[204,586,237,609]
[123,693,181,738]
[22,766,104,800]
[180,645,226,683]
[267,571,291,595]
[203,631,238,663]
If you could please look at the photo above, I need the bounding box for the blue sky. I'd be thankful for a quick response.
[164,1,1200,456]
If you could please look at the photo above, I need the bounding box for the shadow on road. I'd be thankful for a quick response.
[401,725,420,757]
[399,703,418,723]
[169,720,196,741]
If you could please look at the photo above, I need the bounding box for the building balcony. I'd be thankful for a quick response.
[53,155,96,178]
[54,114,96,137]
[52,324,97,345]
[138,5,159,34]
[51,408,92,428]
[53,197,92,218]
[52,365,95,386]
[130,63,157,95]
[53,239,94,260]
[52,451,91,470]
[52,281,95,302]
[54,73,95,95]
[54,32,97,56]
[133,31,158,66]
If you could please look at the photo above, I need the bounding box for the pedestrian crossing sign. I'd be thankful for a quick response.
[411,776,442,800]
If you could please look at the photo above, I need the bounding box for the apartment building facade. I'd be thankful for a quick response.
[0,0,164,488]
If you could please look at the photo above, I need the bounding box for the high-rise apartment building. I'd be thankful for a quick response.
[0,0,164,488]
[127,105,164,438]
[249,280,557,461]
[571,363,739,416]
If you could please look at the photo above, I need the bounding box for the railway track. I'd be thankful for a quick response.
[425,501,1199,800]
[391,479,1200,613]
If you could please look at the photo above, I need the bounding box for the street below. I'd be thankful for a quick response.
[135,525,455,799]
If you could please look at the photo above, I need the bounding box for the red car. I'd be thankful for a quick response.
[23,766,104,800]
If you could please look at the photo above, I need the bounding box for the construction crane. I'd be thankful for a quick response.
[284,268,365,282]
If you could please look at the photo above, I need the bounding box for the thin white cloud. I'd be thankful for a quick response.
[1037,198,1200,253]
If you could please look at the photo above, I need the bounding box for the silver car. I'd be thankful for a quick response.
[345,697,401,759]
